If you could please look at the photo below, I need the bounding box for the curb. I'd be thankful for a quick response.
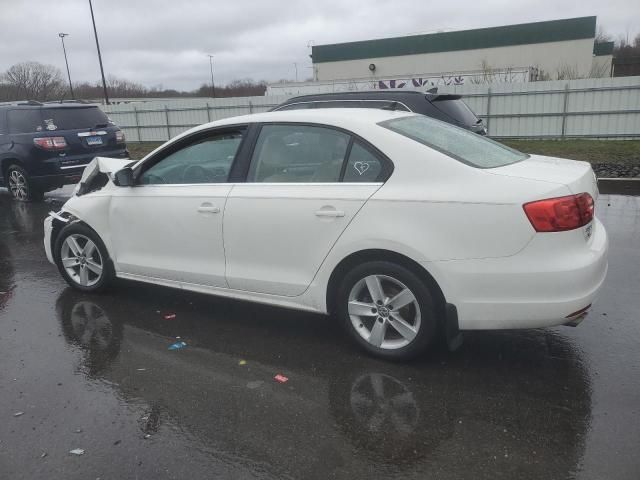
[598,178,640,195]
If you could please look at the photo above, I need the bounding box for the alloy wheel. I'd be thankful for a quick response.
[8,169,28,201]
[348,274,421,350]
[60,234,104,287]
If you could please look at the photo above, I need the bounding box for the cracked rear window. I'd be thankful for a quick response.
[380,115,527,168]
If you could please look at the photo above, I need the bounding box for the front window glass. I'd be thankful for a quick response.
[380,115,527,168]
[140,131,244,184]
[247,125,349,183]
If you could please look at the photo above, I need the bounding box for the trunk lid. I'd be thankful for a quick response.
[489,154,599,200]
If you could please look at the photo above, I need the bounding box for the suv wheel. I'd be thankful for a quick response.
[6,165,43,202]
[54,223,115,292]
[336,261,438,360]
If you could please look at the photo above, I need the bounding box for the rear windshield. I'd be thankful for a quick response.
[380,115,527,168]
[7,107,110,133]
[41,107,110,130]
[431,98,479,126]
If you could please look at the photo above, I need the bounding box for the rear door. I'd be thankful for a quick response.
[223,123,389,296]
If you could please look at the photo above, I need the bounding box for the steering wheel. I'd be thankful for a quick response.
[142,173,166,185]
[182,164,215,183]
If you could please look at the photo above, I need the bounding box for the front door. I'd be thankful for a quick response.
[224,124,387,296]
[110,128,245,287]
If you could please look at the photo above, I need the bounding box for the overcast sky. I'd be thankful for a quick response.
[1,0,638,90]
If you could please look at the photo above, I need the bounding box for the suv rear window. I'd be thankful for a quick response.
[380,115,527,168]
[41,107,110,130]
[431,98,479,126]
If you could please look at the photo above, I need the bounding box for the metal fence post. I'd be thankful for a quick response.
[133,106,141,142]
[561,83,570,138]
[206,103,211,122]
[164,106,171,140]
[485,87,492,136]
[249,101,253,114]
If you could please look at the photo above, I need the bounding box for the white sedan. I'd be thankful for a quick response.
[44,108,608,359]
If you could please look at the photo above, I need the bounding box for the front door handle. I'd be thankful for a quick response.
[315,209,345,218]
[197,203,220,214]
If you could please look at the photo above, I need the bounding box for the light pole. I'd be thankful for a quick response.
[58,33,74,99]
[88,0,109,104]
[207,54,216,98]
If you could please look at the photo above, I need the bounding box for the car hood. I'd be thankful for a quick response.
[73,156,134,196]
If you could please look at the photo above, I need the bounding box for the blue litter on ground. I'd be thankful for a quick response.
[168,341,187,350]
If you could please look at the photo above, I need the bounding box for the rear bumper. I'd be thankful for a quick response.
[425,218,609,330]
[30,148,129,190]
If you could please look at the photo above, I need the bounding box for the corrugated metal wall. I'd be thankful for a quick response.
[103,77,640,141]
[440,76,640,138]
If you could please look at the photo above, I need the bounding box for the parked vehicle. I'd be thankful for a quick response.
[272,90,487,135]
[0,101,128,201]
[44,109,607,359]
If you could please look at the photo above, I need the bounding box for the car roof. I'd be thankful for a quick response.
[282,90,462,104]
[173,108,416,142]
[0,103,99,111]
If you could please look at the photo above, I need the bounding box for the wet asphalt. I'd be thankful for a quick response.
[0,189,639,480]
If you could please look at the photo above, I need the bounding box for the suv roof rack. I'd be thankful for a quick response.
[43,99,92,104]
[0,100,44,107]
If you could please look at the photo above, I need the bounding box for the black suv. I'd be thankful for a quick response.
[272,90,486,135]
[0,102,128,201]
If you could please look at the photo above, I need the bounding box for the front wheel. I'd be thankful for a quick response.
[336,261,439,360]
[54,223,115,292]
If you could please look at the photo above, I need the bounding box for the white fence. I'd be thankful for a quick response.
[103,76,640,141]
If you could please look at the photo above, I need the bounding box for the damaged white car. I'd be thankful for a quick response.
[44,109,608,359]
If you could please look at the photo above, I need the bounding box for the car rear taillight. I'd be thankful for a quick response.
[523,193,594,232]
[33,136,67,150]
[115,130,125,143]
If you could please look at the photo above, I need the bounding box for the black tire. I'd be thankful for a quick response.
[6,164,44,202]
[336,261,439,360]
[54,223,115,292]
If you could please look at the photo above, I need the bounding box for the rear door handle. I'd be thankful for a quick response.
[315,209,345,218]
[197,203,220,214]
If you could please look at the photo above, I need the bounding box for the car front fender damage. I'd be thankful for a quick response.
[74,156,135,196]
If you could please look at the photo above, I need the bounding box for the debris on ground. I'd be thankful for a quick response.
[163,313,176,320]
[274,374,289,384]
[13,411,24,417]
[144,434,151,439]
[113,440,121,446]
[247,380,264,389]
[238,360,247,366]
[136,368,146,371]
[168,341,187,350]
[40,452,47,458]
[74,428,83,433]
[69,449,85,455]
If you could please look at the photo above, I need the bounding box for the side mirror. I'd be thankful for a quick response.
[113,167,134,187]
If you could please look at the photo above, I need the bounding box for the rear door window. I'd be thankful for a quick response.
[40,107,111,131]
[7,109,42,134]
[343,141,384,182]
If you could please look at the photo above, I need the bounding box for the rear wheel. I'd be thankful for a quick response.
[6,164,44,202]
[336,261,439,360]
[54,223,115,292]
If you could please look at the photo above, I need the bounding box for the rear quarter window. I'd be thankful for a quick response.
[380,115,527,168]
[7,109,42,134]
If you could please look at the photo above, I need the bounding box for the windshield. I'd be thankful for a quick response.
[41,107,111,131]
[431,97,479,126]
[380,115,527,168]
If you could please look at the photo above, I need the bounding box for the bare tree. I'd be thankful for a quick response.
[1,62,65,101]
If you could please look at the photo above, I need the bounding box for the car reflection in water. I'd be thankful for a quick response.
[55,285,591,478]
